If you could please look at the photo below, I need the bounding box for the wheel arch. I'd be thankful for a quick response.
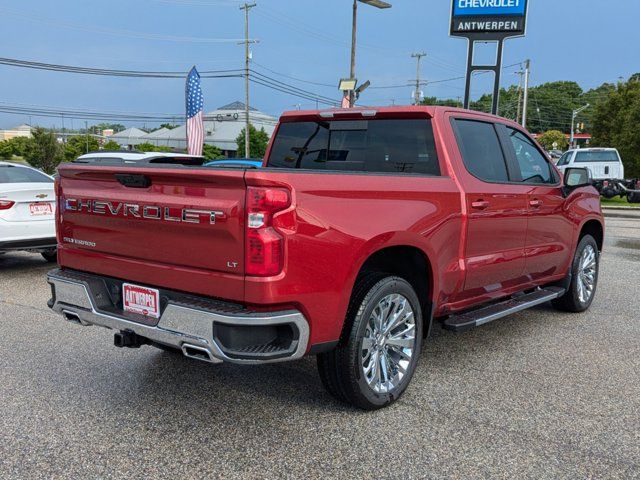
[348,241,437,338]
[579,218,604,252]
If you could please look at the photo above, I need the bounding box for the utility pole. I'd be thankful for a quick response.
[240,2,257,157]
[411,52,427,105]
[570,104,590,148]
[521,59,530,128]
[85,121,89,153]
[515,66,524,124]
[349,0,358,108]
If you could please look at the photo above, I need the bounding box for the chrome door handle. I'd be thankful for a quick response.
[471,200,490,210]
[529,199,543,208]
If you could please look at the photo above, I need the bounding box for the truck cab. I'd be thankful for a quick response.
[556,148,624,180]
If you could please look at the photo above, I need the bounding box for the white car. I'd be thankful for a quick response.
[556,148,625,180]
[75,151,204,164]
[0,162,57,262]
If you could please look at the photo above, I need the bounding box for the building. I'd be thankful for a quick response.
[0,124,33,141]
[108,102,277,156]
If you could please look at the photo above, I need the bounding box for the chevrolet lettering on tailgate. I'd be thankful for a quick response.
[64,198,223,224]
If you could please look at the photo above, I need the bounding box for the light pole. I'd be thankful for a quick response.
[570,104,589,148]
[349,0,391,107]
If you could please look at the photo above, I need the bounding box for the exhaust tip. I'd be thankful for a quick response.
[62,310,83,325]
[181,344,218,363]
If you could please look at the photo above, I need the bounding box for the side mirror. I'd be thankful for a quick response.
[562,167,592,197]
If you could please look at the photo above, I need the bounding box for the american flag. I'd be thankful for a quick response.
[341,94,350,109]
[185,66,204,156]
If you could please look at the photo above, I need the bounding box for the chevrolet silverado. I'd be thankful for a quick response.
[47,106,604,410]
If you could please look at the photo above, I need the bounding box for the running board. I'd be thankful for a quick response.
[443,287,566,332]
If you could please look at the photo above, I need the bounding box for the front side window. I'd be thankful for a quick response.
[0,165,53,183]
[507,128,555,184]
[453,119,509,183]
[267,119,440,175]
[557,151,572,166]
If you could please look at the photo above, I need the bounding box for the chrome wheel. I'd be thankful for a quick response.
[577,244,597,304]
[361,293,416,394]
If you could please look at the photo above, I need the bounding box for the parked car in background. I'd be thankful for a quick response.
[205,159,263,168]
[556,148,625,198]
[0,162,57,262]
[75,151,205,165]
[547,149,563,163]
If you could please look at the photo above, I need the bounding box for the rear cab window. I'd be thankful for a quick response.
[0,165,53,183]
[267,119,440,176]
[575,151,620,163]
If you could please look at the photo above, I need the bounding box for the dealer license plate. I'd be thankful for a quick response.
[123,283,160,318]
[29,202,53,216]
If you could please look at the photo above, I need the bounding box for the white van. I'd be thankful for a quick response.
[556,148,625,180]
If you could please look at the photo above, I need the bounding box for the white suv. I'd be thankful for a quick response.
[0,162,57,262]
[556,148,625,180]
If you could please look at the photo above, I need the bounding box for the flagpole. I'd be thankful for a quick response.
[185,67,192,153]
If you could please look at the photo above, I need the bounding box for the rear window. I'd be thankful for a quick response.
[0,165,53,183]
[575,151,620,163]
[267,119,440,175]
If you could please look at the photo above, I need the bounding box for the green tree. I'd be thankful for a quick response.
[24,128,63,174]
[537,130,568,151]
[0,136,31,159]
[102,140,122,151]
[136,143,174,153]
[202,144,224,160]
[90,123,125,134]
[236,124,270,158]
[592,77,640,177]
[158,123,179,130]
[63,135,100,161]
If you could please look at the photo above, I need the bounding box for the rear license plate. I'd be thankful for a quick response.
[29,202,53,216]
[123,283,160,318]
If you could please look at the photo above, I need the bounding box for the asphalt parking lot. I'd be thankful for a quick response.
[1,213,639,479]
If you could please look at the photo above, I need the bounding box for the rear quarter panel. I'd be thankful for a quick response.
[244,170,462,345]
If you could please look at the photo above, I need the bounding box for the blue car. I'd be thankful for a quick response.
[205,159,263,169]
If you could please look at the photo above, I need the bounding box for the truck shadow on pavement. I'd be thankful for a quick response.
[97,302,570,417]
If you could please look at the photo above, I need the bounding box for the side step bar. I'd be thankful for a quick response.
[443,287,566,332]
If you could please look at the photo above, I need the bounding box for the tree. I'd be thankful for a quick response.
[91,123,125,134]
[102,140,122,151]
[0,136,30,159]
[236,124,270,158]
[158,123,179,130]
[136,143,174,153]
[63,135,100,161]
[537,130,568,151]
[24,128,64,174]
[202,144,224,160]
[592,77,640,177]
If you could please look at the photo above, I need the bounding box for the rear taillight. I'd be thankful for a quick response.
[245,187,291,276]
[0,200,15,210]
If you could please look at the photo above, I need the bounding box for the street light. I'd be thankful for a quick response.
[348,0,392,107]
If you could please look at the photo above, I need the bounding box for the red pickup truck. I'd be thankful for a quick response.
[48,106,603,410]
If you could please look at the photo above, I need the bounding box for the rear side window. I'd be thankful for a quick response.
[0,165,52,183]
[453,119,508,183]
[575,151,620,163]
[557,151,572,166]
[267,119,440,175]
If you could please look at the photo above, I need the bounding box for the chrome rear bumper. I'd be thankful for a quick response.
[47,269,309,365]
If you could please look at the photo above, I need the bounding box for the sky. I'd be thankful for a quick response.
[0,0,639,129]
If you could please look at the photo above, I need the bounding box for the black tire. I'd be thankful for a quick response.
[41,250,57,263]
[552,235,599,313]
[627,192,640,204]
[317,275,423,410]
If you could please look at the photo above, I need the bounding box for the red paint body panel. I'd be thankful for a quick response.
[55,106,604,351]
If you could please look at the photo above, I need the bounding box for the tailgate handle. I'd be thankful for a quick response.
[115,174,151,188]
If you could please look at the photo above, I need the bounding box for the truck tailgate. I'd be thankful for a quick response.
[57,165,246,297]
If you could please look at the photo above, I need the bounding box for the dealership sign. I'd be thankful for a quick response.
[450,0,529,114]
[451,0,528,36]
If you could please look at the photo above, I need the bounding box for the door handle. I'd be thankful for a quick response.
[471,200,490,210]
[529,199,543,208]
